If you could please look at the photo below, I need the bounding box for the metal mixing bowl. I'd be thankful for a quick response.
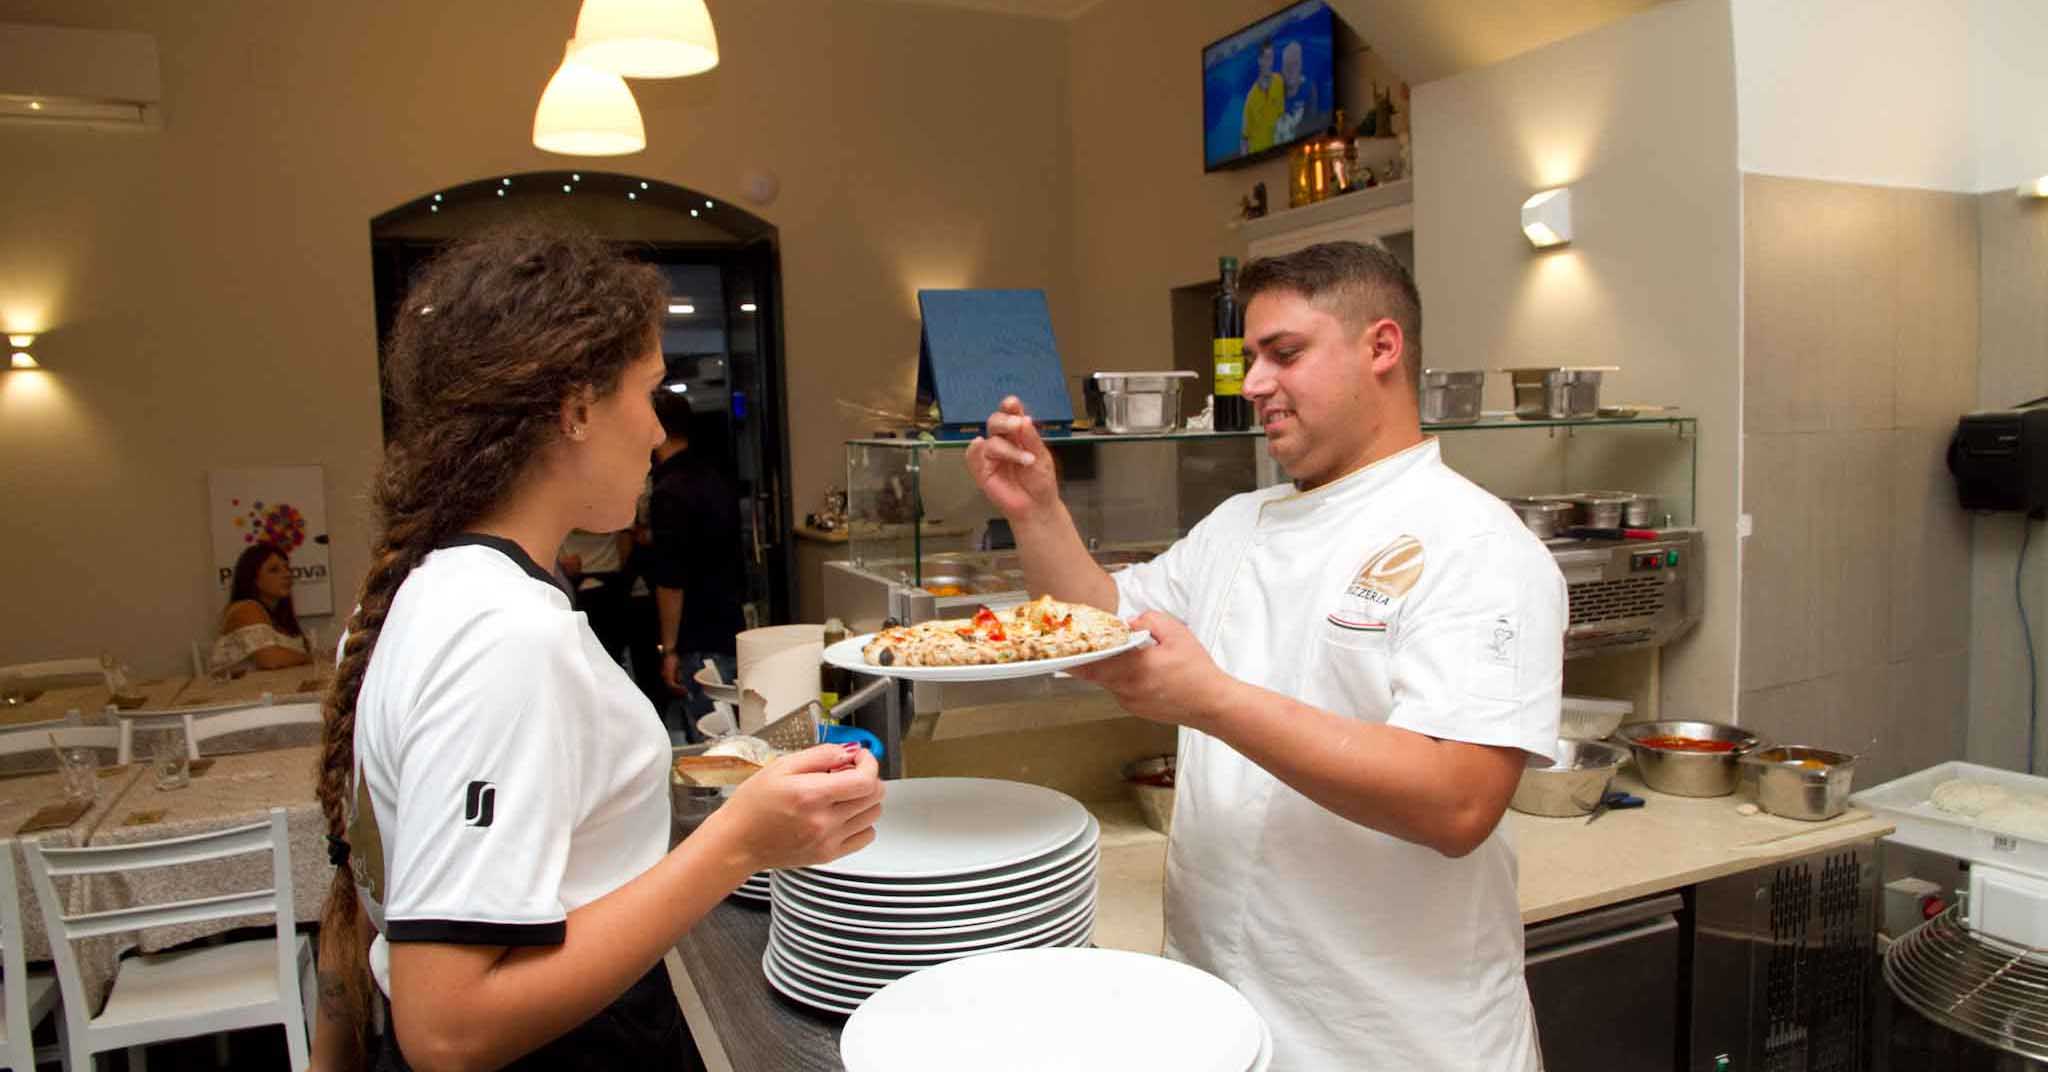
[1509,739,1630,817]
[1741,746,1857,821]
[1616,720,1761,797]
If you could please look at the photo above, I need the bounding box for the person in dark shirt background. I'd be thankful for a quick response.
[647,392,748,739]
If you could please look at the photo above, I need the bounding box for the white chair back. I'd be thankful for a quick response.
[0,659,108,692]
[0,842,54,1071]
[24,809,308,1068]
[0,724,124,764]
[183,703,323,759]
[189,641,208,679]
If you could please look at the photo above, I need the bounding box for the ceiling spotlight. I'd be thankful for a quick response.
[432,193,443,202]
[739,302,757,313]
[668,303,695,315]
[703,200,713,208]
[497,189,506,197]
[572,173,582,181]
[563,184,573,192]
[28,101,42,111]
[430,204,440,212]
[628,192,637,200]
[502,178,512,186]
[640,181,649,189]
[689,209,699,218]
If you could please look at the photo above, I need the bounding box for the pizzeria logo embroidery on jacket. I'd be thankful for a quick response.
[1328,535,1425,633]
[463,780,496,828]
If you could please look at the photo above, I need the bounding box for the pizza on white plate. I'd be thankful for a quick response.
[861,595,1130,667]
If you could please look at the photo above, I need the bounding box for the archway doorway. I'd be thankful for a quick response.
[368,173,794,691]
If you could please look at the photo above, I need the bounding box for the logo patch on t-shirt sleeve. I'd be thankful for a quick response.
[463,780,496,828]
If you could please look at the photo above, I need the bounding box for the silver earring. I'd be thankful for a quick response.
[571,426,586,440]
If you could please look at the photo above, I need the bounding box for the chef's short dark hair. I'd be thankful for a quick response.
[1236,241,1422,385]
[655,389,693,441]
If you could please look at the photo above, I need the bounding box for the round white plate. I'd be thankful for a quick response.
[773,914,1095,985]
[776,852,1095,913]
[772,893,1095,955]
[761,949,860,1015]
[773,875,1095,933]
[1251,1017,1273,1072]
[768,910,1095,971]
[772,859,1095,918]
[792,815,1100,894]
[809,778,1090,880]
[824,630,1150,683]
[840,949,1265,1072]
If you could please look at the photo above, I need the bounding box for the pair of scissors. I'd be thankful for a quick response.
[1585,791,1645,825]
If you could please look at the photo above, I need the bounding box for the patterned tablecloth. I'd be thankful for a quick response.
[87,745,326,956]
[0,676,186,729]
[167,664,334,709]
[0,764,150,1004]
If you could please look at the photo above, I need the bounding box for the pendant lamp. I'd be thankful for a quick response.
[532,52,646,156]
[568,0,719,79]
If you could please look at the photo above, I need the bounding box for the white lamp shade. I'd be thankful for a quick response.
[569,0,719,79]
[533,58,646,157]
[1521,187,1573,249]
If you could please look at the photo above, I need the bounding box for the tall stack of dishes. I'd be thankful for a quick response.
[762,778,1101,1014]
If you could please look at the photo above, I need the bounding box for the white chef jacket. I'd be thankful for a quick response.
[1113,438,1564,1071]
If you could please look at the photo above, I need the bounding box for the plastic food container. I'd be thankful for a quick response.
[1560,695,1635,740]
[1420,370,1484,424]
[1091,371,1197,434]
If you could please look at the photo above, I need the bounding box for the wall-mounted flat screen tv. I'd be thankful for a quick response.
[1202,0,1337,172]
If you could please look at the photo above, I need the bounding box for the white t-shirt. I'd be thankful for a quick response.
[1114,438,1564,1072]
[349,536,672,996]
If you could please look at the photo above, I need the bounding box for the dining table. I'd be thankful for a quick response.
[110,663,333,760]
[88,744,327,956]
[0,761,151,1003]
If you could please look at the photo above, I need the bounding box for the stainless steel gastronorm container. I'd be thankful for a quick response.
[1420,369,1484,424]
[1503,497,1576,539]
[1741,746,1857,821]
[1569,491,1637,530]
[1506,368,1606,420]
[1091,371,1197,434]
[1616,720,1761,798]
[1510,738,1630,817]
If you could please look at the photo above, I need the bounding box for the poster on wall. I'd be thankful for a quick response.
[207,466,332,617]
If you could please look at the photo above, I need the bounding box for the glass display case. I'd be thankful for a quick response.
[822,415,1700,697]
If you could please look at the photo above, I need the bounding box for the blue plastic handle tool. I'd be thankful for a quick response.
[820,723,885,761]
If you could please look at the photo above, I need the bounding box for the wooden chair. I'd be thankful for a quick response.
[0,843,66,1070]
[24,809,313,1071]
[181,704,322,760]
[0,727,127,767]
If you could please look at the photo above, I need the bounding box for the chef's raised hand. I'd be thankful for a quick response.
[967,396,1060,520]
[1068,611,1227,730]
[716,743,885,872]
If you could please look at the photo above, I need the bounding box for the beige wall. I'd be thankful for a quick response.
[1970,192,2048,772]
[1738,175,1979,787]
[0,0,1075,672]
[1064,0,1405,386]
[1410,0,1744,722]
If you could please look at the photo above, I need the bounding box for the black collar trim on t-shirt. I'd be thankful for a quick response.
[440,533,570,596]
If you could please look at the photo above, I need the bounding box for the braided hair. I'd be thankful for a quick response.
[315,228,665,1060]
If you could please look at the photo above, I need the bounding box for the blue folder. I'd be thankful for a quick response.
[916,289,1073,439]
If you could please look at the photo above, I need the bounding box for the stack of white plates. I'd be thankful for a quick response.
[841,947,1272,1072]
[763,778,1100,1015]
[730,870,772,905]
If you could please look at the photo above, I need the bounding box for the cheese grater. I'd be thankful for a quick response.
[754,701,823,753]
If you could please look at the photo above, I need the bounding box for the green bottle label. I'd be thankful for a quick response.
[1213,338,1245,396]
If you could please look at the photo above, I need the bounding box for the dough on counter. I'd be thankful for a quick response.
[1978,797,2048,840]
[1930,779,2012,818]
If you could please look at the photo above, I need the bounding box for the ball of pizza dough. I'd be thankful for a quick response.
[1978,795,2048,840]
[1930,780,2011,818]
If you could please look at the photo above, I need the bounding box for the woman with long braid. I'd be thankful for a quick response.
[311,231,884,1071]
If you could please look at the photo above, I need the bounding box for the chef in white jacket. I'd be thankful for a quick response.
[968,240,1564,1070]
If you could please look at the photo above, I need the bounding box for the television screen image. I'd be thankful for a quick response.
[1202,0,1336,172]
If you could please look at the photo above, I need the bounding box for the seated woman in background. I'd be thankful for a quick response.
[210,541,313,673]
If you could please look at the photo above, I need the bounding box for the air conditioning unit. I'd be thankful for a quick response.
[0,22,160,130]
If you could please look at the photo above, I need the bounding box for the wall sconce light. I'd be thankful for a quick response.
[1521,188,1574,249]
[7,333,37,370]
[2021,175,2048,199]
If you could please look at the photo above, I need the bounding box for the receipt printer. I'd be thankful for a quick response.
[1949,404,2048,517]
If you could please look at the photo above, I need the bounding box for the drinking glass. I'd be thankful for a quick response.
[151,735,190,791]
[58,747,98,804]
